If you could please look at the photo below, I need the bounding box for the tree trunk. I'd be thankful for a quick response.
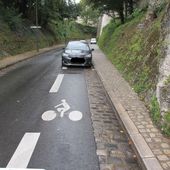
[119,9,124,24]
[128,0,134,15]
[18,0,28,17]
[125,0,128,18]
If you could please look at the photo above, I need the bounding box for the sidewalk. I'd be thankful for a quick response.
[0,44,64,70]
[93,47,170,170]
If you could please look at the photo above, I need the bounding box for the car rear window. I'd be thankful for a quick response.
[66,42,89,51]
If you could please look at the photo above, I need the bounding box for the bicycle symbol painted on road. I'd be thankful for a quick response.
[41,99,83,122]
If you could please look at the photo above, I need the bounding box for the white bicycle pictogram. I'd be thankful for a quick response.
[41,99,83,122]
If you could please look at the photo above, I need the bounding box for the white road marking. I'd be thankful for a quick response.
[41,110,57,121]
[49,74,64,93]
[69,111,83,121]
[55,99,70,117]
[7,133,40,168]
[62,67,67,70]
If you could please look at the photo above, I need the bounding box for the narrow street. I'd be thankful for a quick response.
[0,47,140,170]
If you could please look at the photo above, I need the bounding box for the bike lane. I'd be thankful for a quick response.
[28,70,99,170]
[0,49,99,170]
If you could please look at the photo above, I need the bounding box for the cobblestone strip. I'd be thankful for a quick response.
[92,48,170,170]
[85,69,141,170]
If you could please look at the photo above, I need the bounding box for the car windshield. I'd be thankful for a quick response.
[66,42,89,51]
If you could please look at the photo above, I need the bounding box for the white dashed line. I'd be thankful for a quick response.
[7,133,40,168]
[49,74,64,93]
[62,67,67,70]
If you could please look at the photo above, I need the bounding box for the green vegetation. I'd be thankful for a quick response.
[65,22,96,40]
[0,19,96,57]
[79,0,100,26]
[162,112,170,136]
[85,0,137,24]
[150,96,161,124]
[164,75,170,85]
[0,0,97,57]
[98,9,165,100]
[98,7,170,135]
[149,96,170,136]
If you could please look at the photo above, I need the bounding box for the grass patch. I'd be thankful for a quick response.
[98,7,169,135]
[98,9,165,100]
[162,112,170,136]
[0,18,96,57]
[150,96,161,124]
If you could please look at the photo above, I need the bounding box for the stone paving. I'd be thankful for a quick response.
[85,69,141,170]
[92,47,170,170]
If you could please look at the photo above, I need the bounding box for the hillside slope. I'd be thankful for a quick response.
[99,10,163,98]
[98,5,170,134]
[0,19,96,58]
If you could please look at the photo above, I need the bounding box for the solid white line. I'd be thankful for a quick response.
[7,133,40,168]
[49,74,64,93]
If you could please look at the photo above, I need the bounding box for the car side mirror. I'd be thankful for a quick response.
[91,49,94,52]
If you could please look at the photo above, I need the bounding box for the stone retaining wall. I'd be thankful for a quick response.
[156,3,170,115]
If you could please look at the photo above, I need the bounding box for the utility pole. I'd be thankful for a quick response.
[35,0,39,52]
[30,0,42,52]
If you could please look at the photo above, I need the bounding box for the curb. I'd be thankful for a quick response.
[0,44,64,70]
[95,69,163,170]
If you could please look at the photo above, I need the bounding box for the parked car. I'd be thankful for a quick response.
[90,38,97,44]
[62,41,94,67]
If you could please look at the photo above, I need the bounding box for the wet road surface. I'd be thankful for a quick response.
[0,47,141,170]
[0,49,99,170]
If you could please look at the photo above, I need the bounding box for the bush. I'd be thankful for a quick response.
[0,7,23,31]
[98,8,165,101]
[162,112,170,136]
[150,96,161,124]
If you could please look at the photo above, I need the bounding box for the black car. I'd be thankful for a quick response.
[62,41,94,67]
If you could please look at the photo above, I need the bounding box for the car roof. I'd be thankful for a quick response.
[67,41,88,45]
[69,40,82,43]
[80,40,88,44]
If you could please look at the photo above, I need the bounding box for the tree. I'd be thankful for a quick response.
[79,0,100,26]
[84,0,136,24]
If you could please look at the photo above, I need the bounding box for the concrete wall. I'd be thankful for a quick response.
[98,14,112,36]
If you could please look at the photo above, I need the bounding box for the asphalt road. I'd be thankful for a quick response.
[0,49,99,170]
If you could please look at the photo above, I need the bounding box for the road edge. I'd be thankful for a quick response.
[0,44,64,70]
